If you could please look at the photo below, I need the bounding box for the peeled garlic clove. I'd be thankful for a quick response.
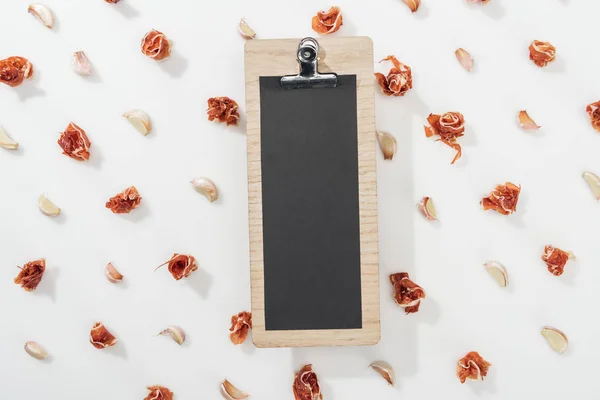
[191,177,219,202]
[484,261,508,287]
[238,18,256,39]
[376,131,397,160]
[0,126,18,150]
[403,0,420,12]
[541,326,568,354]
[517,110,541,130]
[455,48,474,72]
[122,109,151,136]
[369,360,396,386]
[73,51,92,75]
[417,197,437,221]
[582,171,600,200]
[28,4,54,28]
[221,379,249,400]
[157,325,185,345]
[24,341,48,360]
[38,195,61,217]
[105,262,123,283]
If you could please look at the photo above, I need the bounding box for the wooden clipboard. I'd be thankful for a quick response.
[244,37,379,348]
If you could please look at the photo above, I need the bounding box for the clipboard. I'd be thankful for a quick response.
[244,37,380,348]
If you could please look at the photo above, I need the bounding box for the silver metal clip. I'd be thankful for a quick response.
[280,37,338,90]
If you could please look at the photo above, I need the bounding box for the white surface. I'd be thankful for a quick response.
[1,0,599,398]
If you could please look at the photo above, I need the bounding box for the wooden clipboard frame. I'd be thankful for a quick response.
[244,37,380,348]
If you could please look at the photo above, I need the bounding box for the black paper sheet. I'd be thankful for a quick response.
[259,75,362,331]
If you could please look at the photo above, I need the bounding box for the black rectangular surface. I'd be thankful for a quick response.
[259,75,362,331]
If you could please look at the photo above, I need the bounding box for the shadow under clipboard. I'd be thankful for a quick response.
[291,94,426,383]
[289,47,429,382]
[242,33,433,384]
[246,34,428,385]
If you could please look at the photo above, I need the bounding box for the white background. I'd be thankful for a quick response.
[0,0,599,398]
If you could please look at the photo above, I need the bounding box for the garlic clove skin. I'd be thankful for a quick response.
[38,195,61,217]
[0,126,19,150]
[221,379,249,400]
[403,0,420,12]
[518,110,541,131]
[73,51,92,75]
[122,109,151,136]
[238,18,256,39]
[191,177,219,202]
[105,262,123,283]
[582,171,600,200]
[541,326,568,354]
[417,197,437,221]
[424,198,437,220]
[158,326,185,345]
[376,131,397,160]
[369,360,396,386]
[484,261,508,287]
[455,48,474,72]
[24,341,49,360]
[28,4,54,28]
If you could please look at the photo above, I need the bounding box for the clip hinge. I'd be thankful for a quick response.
[280,37,338,90]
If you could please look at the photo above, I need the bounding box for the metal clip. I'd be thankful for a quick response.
[280,37,338,90]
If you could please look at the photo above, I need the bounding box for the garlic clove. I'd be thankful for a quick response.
[38,195,61,217]
[369,360,396,386]
[455,48,474,72]
[484,261,508,287]
[518,110,541,130]
[24,341,48,360]
[122,109,151,136]
[73,51,92,75]
[376,131,397,160]
[105,262,123,283]
[191,177,219,202]
[221,379,249,400]
[0,126,18,150]
[417,197,437,221]
[157,325,185,345]
[238,18,256,39]
[541,326,568,354]
[582,171,600,200]
[28,4,54,28]
[403,0,420,12]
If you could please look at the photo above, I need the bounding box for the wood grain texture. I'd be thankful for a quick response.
[244,37,379,348]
